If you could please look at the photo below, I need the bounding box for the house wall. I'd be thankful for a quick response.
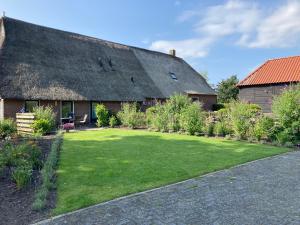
[74,101,90,122]
[3,99,24,119]
[238,84,289,113]
[188,94,217,111]
[2,99,122,124]
[0,99,4,120]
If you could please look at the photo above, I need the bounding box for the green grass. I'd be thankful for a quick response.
[54,129,289,214]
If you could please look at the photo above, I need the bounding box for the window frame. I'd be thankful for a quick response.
[61,101,74,119]
[24,100,39,113]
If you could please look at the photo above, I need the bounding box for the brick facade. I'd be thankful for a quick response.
[188,94,217,111]
[1,96,216,123]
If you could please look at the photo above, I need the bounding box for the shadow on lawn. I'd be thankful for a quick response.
[61,132,286,173]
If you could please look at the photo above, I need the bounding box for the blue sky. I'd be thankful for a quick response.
[1,0,300,85]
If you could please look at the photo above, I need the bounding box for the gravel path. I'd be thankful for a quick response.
[34,151,300,225]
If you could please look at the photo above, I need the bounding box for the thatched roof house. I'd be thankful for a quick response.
[0,17,216,123]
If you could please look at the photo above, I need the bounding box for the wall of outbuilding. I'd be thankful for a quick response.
[238,84,289,113]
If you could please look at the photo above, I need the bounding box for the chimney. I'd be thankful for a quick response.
[169,49,176,57]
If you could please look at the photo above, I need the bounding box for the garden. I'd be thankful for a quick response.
[0,84,299,224]
[0,106,60,225]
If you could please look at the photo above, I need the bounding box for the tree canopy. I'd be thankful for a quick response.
[217,75,239,103]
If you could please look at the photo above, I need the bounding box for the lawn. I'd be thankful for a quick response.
[54,129,289,214]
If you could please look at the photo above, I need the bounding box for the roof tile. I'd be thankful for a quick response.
[238,56,300,86]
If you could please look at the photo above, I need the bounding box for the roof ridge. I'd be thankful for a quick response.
[267,55,300,61]
[1,16,181,59]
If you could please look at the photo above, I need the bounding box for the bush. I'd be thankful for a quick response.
[118,103,145,129]
[165,94,192,132]
[33,133,62,210]
[214,121,230,137]
[0,119,17,139]
[32,119,53,136]
[272,85,300,143]
[109,116,118,128]
[180,102,205,135]
[204,114,215,136]
[2,142,42,169]
[95,104,109,127]
[146,104,168,132]
[252,116,275,141]
[146,94,198,133]
[32,106,56,135]
[229,101,260,139]
[12,162,32,189]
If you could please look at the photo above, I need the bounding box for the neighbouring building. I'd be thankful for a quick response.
[237,56,300,113]
[0,17,216,124]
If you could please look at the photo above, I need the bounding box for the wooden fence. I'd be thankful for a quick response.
[16,113,35,134]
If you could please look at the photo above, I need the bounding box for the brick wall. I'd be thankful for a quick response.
[3,99,24,119]
[74,101,90,122]
[102,101,122,114]
[188,94,217,111]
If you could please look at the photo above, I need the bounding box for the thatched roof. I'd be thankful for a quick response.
[0,17,215,101]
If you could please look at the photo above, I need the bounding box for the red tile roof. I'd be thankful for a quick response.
[237,56,300,86]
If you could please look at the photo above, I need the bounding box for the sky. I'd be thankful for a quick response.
[1,0,300,85]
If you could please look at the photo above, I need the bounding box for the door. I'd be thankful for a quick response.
[90,101,100,123]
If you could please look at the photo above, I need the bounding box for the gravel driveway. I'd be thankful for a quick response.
[34,151,300,225]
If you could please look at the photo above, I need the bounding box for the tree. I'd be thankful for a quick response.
[217,75,239,103]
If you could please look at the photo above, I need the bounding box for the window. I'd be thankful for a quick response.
[90,101,100,122]
[169,72,178,81]
[61,101,73,118]
[25,100,39,112]
[192,97,199,102]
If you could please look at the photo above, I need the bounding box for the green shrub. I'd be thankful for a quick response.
[0,119,17,139]
[109,116,118,128]
[214,121,230,137]
[2,142,42,169]
[12,162,32,188]
[272,85,300,143]
[179,102,205,135]
[95,104,109,127]
[118,103,145,129]
[32,119,53,136]
[165,94,192,132]
[33,133,62,211]
[146,104,168,132]
[32,106,56,135]
[229,101,260,139]
[252,116,275,141]
[204,114,215,136]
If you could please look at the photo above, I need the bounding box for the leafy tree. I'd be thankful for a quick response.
[217,75,239,103]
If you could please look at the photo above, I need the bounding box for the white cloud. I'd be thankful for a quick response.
[150,0,300,58]
[242,0,300,48]
[150,38,213,58]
